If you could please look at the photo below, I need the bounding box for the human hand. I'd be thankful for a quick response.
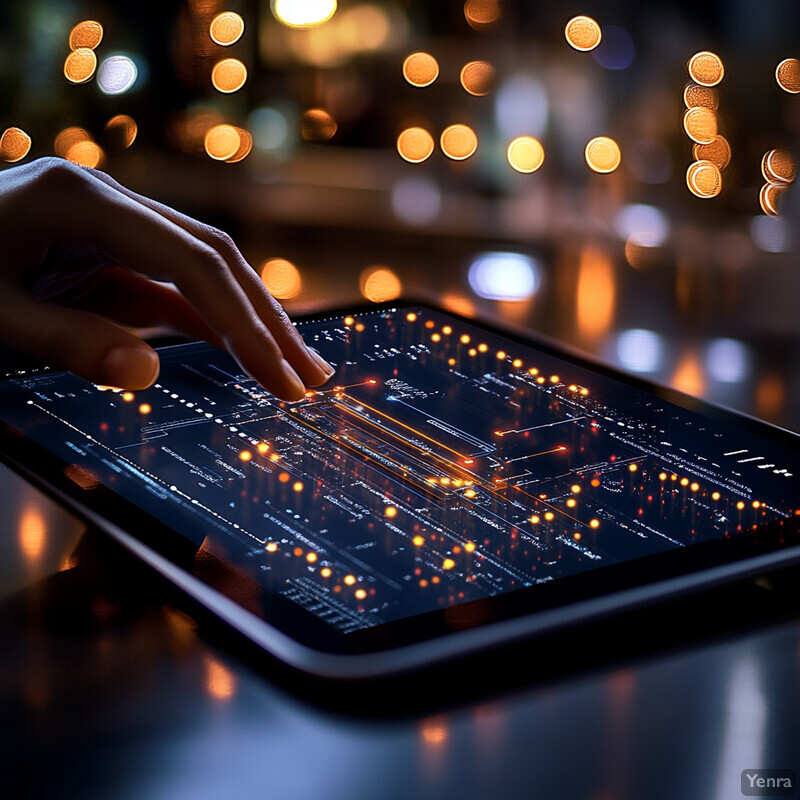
[0,158,334,400]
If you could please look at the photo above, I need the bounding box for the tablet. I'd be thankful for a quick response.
[1,302,799,679]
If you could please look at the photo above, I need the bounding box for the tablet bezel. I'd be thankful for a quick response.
[2,299,800,678]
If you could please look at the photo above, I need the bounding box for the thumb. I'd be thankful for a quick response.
[0,287,159,390]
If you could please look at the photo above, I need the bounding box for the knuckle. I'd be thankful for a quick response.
[32,156,88,193]
[205,226,236,253]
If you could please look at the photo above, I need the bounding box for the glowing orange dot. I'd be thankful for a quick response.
[686,159,722,198]
[306,552,318,563]
[419,579,428,588]
[0,127,31,163]
[507,136,545,173]
[566,498,577,508]
[460,334,471,344]
[737,501,745,510]
[585,136,621,173]
[683,107,718,145]
[104,115,138,149]
[344,316,355,326]
[69,20,103,50]
[239,450,252,462]
[690,482,700,492]
[465,489,476,498]
[64,48,97,84]
[425,320,435,329]
[448,358,456,366]
[406,312,418,322]
[301,109,337,143]
[529,515,541,525]
[469,348,477,357]
[278,472,290,483]
[460,60,496,96]
[122,392,134,402]
[512,359,523,369]
[565,16,602,51]
[659,472,667,481]
[479,344,489,353]
[344,574,357,586]
[293,547,303,557]
[403,52,439,87]
[211,58,247,93]
[442,326,453,335]
[355,323,365,332]
[687,51,724,87]
[360,267,402,303]
[270,453,281,462]
[355,589,367,600]
[138,404,151,414]
[544,512,555,521]
[573,532,582,541]
[205,124,241,161]
[571,485,581,493]
[266,542,278,552]
[628,463,638,472]
[210,12,245,46]
[261,258,302,300]
[712,492,720,501]
[465,542,476,552]
[385,506,398,518]
[442,558,455,570]
[681,478,690,486]
[413,535,425,546]
[776,58,800,93]
[590,519,600,529]
[496,351,506,360]
[397,127,434,164]
[293,481,303,492]
[550,375,560,383]
[440,124,478,161]
[320,567,332,577]
[66,140,103,169]
[431,333,442,343]
[591,479,600,487]
[257,443,269,454]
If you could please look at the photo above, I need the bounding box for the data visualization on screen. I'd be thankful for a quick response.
[1,307,799,634]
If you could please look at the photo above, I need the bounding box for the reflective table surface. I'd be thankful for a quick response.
[2,456,800,800]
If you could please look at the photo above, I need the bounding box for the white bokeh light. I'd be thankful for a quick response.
[614,204,670,247]
[391,176,441,226]
[706,338,749,383]
[616,329,663,373]
[468,252,541,301]
[495,74,549,139]
[97,55,138,95]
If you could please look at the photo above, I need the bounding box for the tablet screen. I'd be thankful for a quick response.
[1,305,799,643]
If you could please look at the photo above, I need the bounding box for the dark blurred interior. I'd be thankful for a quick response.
[1,0,799,427]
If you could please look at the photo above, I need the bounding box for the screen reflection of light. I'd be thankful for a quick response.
[0,127,32,162]
[468,252,541,301]
[97,55,138,95]
[19,507,46,564]
[750,216,790,253]
[391,176,441,225]
[616,329,663,373]
[576,247,615,339]
[706,339,749,384]
[272,0,337,29]
[592,24,634,70]
[204,654,237,701]
[495,74,548,139]
[614,204,669,247]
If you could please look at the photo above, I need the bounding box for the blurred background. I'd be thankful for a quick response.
[1,0,799,428]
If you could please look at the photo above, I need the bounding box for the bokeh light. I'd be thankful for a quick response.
[403,52,439,88]
[248,107,291,152]
[761,149,796,184]
[460,61,496,96]
[104,115,138,149]
[463,0,501,31]
[225,127,253,162]
[495,74,548,139]
[261,258,302,299]
[775,58,800,93]
[592,25,634,70]
[272,0,337,29]
[397,127,434,163]
[506,136,545,173]
[0,127,32,162]
[69,20,103,51]
[468,252,541,301]
[64,48,97,84]
[212,58,247,93]
[66,140,103,168]
[687,51,724,86]
[614,204,669,247]
[683,83,719,110]
[204,124,241,161]
[55,126,91,157]
[750,216,790,252]
[686,160,722,198]
[692,135,731,169]
[301,109,337,142]
[616,329,663,373]
[97,55,138,95]
[683,107,717,144]
[565,16,602,52]
[440,124,478,161]
[210,12,245,46]
[391,176,441,225]
[706,338,749,383]
[585,136,621,173]
[360,267,402,302]
[759,183,786,216]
